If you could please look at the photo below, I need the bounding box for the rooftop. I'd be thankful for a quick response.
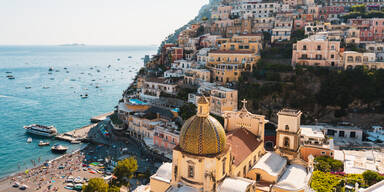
[274,164,308,191]
[219,177,255,192]
[227,128,262,166]
[278,108,301,117]
[209,50,254,54]
[252,152,287,177]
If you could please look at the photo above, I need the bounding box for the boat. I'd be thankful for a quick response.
[71,140,81,144]
[117,58,120,61]
[48,72,53,75]
[43,86,50,89]
[5,71,12,74]
[51,144,68,154]
[38,141,50,146]
[25,86,32,89]
[48,67,54,72]
[12,182,20,188]
[128,56,132,58]
[6,75,15,79]
[27,137,32,143]
[80,94,88,99]
[24,124,58,137]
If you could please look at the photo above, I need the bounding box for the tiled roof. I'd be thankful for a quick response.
[226,128,262,166]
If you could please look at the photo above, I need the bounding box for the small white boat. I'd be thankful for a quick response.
[51,144,68,154]
[80,94,88,99]
[27,137,32,143]
[38,141,50,146]
[71,140,81,144]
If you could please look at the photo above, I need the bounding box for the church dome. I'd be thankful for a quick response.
[179,97,226,156]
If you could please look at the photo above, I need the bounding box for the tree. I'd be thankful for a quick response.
[83,178,109,192]
[108,186,120,192]
[311,171,342,192]
[315,156,344,172]
[179,102,197,120]
[363,170,384,186]
[113,157,138,185]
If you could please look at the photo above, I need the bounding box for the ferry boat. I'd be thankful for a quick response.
[51,144,68,154]
[24,124,58,137]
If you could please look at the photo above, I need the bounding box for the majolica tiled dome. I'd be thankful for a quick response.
[179,97,226,156]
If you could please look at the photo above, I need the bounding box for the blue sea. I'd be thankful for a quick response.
[0,45,157,178]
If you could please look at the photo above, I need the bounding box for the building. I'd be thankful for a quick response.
[275,109,302,159]
[342,51,384,70]
[231,1,289,18]
[183,68,211,86]
[334,150,384,174]
[223,99,268,142]
[271,16,293,43]
[292,32,341,67]
[140,78,178,100]
[329,0,384,7]
[323,123,363,149]
[216,34,263,54]
[207,50,259,84]
[153,122,180,151]
[351,18,384,42]
[188,82,238,116]
[212,5,232,20]
[299,125,334,161]
[137,99,312,192]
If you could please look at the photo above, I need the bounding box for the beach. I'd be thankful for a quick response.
[0,147,103,192]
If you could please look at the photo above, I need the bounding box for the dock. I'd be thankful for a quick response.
[55,123,97,142]
[90,112,113,123]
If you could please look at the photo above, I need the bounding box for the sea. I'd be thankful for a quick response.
[0,45,157,178]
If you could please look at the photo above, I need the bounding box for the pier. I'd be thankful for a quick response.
[55,123,97,142]
[90,111,113,123]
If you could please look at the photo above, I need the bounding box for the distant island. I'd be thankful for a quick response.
[59,43,86,46]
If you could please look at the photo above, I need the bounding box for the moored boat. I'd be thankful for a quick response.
[38,141,50,146]
[24,124,58,137]
[51,144,68,154]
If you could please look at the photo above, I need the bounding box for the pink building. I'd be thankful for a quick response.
[153,124,179,151]
[351,18,384,42]
[292,33,341,67]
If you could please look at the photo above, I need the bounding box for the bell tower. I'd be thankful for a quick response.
[275,109,302,158]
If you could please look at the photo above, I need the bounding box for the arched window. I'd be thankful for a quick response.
[284,137,290,148]
[356,56,361,63]
[285,125,289,131]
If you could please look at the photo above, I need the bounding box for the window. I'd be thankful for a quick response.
[317,45,321,50]
[303,45,307,50]
[321,151,326,155]
[356,56,361,63]
[284,137,290,148]
[339,131,345,137]
[174,166,178,179]
[256,174,261,181]
[285,125,289,131]
[350,131,356,138]
[331,54,335,59]
[243,166,247,177]
[347,56,354,62]
[222,158,226,175]
[188,165,194,178]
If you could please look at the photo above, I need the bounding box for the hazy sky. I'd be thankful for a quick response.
[0,0,208,45]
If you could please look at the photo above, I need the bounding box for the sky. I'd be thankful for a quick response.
[0,0,208,45]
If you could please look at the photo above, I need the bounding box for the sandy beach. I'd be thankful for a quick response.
[0,147,106,192]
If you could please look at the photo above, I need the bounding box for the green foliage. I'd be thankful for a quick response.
[177,87,197,100]
[108,186,120,192]
[343,9,384,19]
[83,178,109,192]
[315,156,344,172]
[352,4,366,13]
[311,171,343,192]
[316,68,380,111]
[363,170,384,186]
[110,112,123,126]
[113,157,138,185]
[179,102,197,120]
[291,29,306,43]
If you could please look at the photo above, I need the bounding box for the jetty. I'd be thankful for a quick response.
[55,124,97,142]
[90,111,113,123]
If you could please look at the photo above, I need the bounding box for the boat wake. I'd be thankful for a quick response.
[0,94,9,98]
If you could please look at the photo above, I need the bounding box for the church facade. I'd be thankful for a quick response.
[135,98,313,192]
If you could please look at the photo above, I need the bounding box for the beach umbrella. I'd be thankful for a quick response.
[24,170,29,174]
